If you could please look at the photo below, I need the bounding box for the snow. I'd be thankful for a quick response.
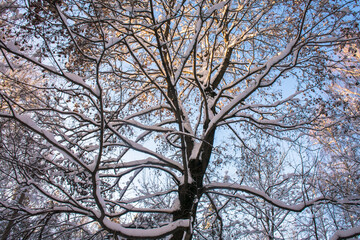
[12,112,90,171]
[282,173,295,179]
[63,72,86,85]
[85,144,99,151]
[105,37,122,49]
[330,225,360,240]
[15,113,56,144]
[173,16,203,82]
[0,62,9,72]
[14,113,42,132]
[55,4,69,25]
[189,142,201,160]
[205,182,330,212]
[178,175,194,185]
[316,36,345,43]
[42,129,56,143]
[1,40,19,53]
[95,173,107,210]
[102,218,189,238]
[123,6,149,12]
[88,160,97,172]
[107,124,183,171]
[204,1,229,18]
[63,72,100,96]
[265,39,296,69]
[94,86,101,96]
[103,157,172,170]
[206,39,298,133]
[171,198,181,211]
[1,40,99,96]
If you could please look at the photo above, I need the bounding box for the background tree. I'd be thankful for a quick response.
[307,25,360,240]
[198,133,299,239]
[0,0,360,239]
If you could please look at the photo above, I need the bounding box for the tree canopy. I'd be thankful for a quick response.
[0,0,359,239]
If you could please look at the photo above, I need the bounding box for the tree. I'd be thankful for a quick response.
[0,0,359,239]
[308,25,360,240]
[200,134,299,239]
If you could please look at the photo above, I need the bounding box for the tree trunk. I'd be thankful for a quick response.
[171,129,215,240]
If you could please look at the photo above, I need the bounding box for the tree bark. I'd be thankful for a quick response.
[171,128,216,240]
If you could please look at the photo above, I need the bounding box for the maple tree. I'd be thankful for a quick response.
[1,0,360,239]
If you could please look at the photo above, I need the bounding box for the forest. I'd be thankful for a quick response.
[0,0,359,239]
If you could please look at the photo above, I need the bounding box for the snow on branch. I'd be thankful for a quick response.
[107,124,183,171]
[0,41,99,97]
[205,182,331,212]
[330,225,360,240]
[102,218,189,239]
[207,38,299,133]
[4,111,91,171]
